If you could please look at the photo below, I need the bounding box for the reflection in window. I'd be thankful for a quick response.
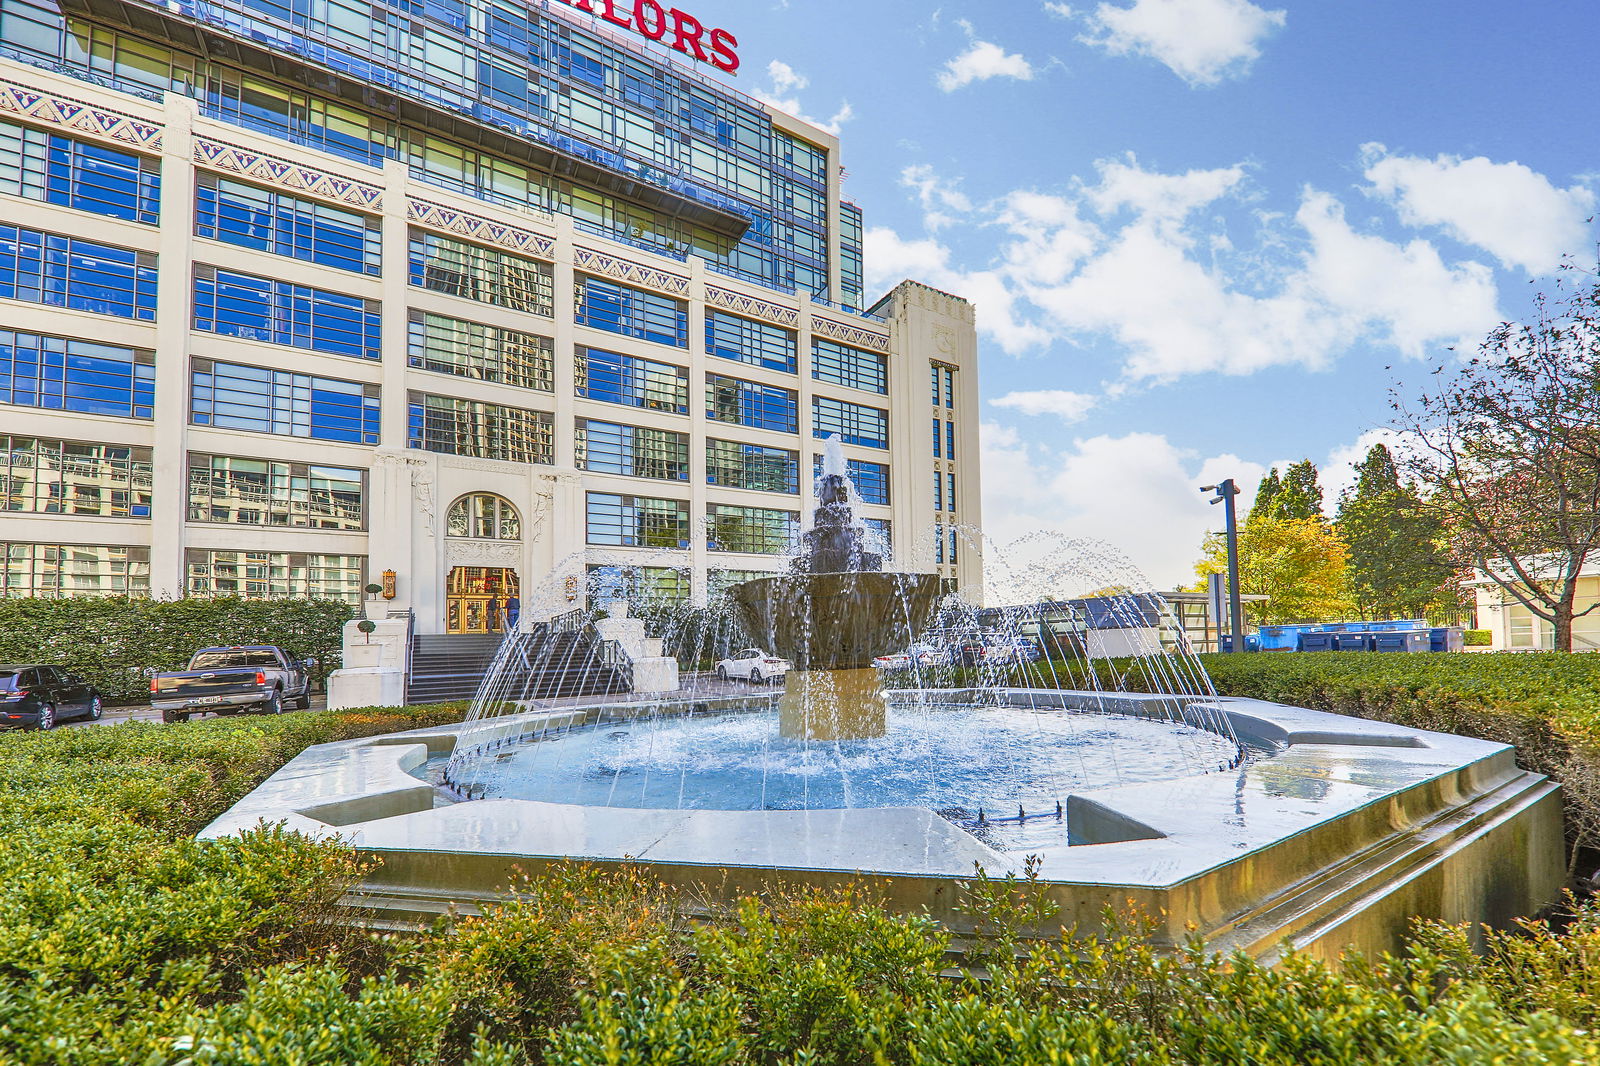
[813,396,888,449]
[193,266,381,361]
[0,331,154,419]
[196,174,380,273]
[446,493,521,539]
[585,492,689,548]
[185,548,364,603]
[190,359,381,444]
[812,454,888,505]
[573,275,687,348]
[408,230,553,315]
[586,563,689,606]
[408,311,553,390]
[575,347,687,413]
[407,392,552,463]
[705,373,797,433]
[0,542,150,598]
[709,440,798,494]
[708,504,799,555]
[576,419,689,481]
[188,454,363,529]
[1,437,152,518]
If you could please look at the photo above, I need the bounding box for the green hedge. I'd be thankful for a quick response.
[3,703,1600,1063]
[0,596,353,702]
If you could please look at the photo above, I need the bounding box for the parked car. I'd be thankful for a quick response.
[0,664,103,730]
[714,648,792,684]
[872,644,951,670]
[150,645,316,723]
[980,639,1043,665]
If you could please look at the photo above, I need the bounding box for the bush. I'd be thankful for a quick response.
[1465,628,1493,645]
[0,596,353,702]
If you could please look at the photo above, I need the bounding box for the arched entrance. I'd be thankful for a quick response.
[445,566,520,634]
[444,493,522,634]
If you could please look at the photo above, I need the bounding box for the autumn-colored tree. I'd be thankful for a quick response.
[1392,265,1600,651]
[1194,515,1351,625]
[1335,443,1461,620]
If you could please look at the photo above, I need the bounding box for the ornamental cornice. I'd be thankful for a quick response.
[193,138,383,209]
[810,315,890,353]
[407,199,557,258]
[0,78,163,151]
[573,246,690,297]
[704,285,800,328]
[445,538,524,565]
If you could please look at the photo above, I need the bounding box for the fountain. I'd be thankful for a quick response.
[198,480,1564,961]
[730,449,941,740]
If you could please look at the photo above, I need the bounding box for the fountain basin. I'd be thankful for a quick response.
[201,691,1563,963]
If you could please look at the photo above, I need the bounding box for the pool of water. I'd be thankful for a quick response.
[468,703,1241,845]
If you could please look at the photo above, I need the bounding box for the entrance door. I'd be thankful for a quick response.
[445,566,520,634]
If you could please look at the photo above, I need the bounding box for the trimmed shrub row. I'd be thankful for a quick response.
[0,596,353,702]
[3,702,1600,1063]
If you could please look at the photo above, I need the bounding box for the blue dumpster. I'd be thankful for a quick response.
[1298,632,1337,652]
[1334,632,1375,651]
[1429,627,1465,652]
[1218,634,1260,653]
[1375,631,1431,652]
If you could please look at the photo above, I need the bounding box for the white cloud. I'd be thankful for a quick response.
[751,60,853,134]
[1079,0,1286,87]
[990,389,1098,421]
[1361,145,1597,275]
[901,163,974,231]
[1088,158,1247,229]
[937,38,1035,92]
[979,422,1266,595]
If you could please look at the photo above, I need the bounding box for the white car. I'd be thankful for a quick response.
[715,648,792,684]
[872,644,950,670]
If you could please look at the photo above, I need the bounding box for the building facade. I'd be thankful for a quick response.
[0,0,981,632]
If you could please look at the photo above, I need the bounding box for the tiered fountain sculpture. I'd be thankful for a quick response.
[730,457,941,740]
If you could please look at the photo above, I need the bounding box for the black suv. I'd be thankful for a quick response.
[0,665,104,730]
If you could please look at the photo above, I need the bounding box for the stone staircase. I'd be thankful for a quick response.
[405,626,631,705]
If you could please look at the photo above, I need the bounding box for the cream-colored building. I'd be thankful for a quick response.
[0,5,981,635]
[1471,561,1600,651]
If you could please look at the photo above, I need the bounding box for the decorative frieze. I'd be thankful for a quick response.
[810,315,890,353]
[193,137,383,209]
[705,285,800,328]
[407,198,557,258]
[0,78,163,151]
[573,246,690,297]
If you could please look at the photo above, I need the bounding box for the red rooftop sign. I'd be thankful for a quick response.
[551,0,739,74]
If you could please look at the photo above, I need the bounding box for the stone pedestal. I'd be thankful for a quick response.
[631,656,680,693]
[779,668,886,740]
[327,618,411,710]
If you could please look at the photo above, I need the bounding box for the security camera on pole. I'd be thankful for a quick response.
[1200,480,1247,653]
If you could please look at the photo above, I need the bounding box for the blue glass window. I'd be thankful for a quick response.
[705,373,797,433]
[574,275,687,348]
[0,120,160,225]
[0,225,157,320]
[946,421,956,460]
[933,471,943,511]
[811,338,887,394]
[193,266,381,360]
[196,174,380,274]
[709,440,799,494]
[575,347,688,413]
[814,397,889,450]
[814,454,889,505]
[932,417,942,458]
[863,517,892,562]
[190,358,380,443]
[576,419,689,481]
[585,492,690,548]
[0,330,154,419]
[706,310,797,373]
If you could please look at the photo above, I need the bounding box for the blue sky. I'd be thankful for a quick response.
[675,0,1600,589]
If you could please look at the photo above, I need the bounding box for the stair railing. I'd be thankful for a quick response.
[388,607,415,700]
[598,636,634,690]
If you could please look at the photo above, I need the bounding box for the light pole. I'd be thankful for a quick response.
[1201,480,1246,652]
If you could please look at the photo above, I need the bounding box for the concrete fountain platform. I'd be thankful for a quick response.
[201,691,1563,963]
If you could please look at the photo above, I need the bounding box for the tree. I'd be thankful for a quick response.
[1248,468,1282,524]
[1194,515,1351,625]
[1275,459,1326,520]
[1391,267,1600,651]
[1335,443,1460,621]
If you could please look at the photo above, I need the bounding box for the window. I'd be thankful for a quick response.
[193,267,381,361]
[814,396,888,449]
[813,454,888,505]
[863,517,892,562]
[446,493,520,539]
[932,417,941,458]
[705,310,797,373]
[408,230,553,315]
[406,393,553,463]
[575,346,688,413]
[705,373,797,433]
[930,365,941,407]
[0,120,160,224]
[586,564,690,606]
[0,225,157,320]
[709,440,799,494]
[408,311,554,390]
[187,454,363,529]
[708,504,799,555]
[941,365,956,408]
[707,568,777,597]
[0,331,154,419]
[946,421,956,460]
[947,472,956,512]
[0,542,150,598]
[196,174,380,273]
[186,549,364,603]
[1,437,152,518]
[576,419,689,481]
[811,338,887,394]
[585,492,689,548]
[574,275,687,347]
[191,359,381,444]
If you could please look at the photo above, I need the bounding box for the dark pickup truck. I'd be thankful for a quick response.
[151,645,316,723]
